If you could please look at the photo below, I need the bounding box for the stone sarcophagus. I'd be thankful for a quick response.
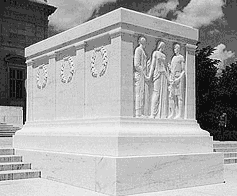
[14,8,224,196]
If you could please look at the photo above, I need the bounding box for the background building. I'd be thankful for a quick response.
[0,0,56,123]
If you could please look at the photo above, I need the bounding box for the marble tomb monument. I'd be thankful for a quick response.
[14,8,224,196]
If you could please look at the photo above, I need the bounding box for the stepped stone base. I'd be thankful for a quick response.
[0,148,41,182]
[0,162,31,171]
[0,155,22,163]
[0,170,41,181]
[0,148,14,155]
[16,149,224,196]
[214,141,237,164]
[13,119,224,195]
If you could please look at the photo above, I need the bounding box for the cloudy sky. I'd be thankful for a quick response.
[47,0,236,68]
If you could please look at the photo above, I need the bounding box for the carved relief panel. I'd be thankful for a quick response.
[133,35,186,119]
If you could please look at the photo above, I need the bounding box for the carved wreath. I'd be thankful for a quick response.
[90,46,108,78]
[36,64,48,89]
[60,56,75,83]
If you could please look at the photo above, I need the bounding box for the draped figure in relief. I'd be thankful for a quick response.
[168,43,185,119]
[134,36,147,117]
[145,41,169,119]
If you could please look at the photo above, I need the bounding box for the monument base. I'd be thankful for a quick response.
[15,149,223,196]
[13,118,224,195]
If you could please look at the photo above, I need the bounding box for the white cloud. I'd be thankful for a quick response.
[147,0,179,18]
[174,0,225,28]
[209,44,235,71]
[47,0,117,30]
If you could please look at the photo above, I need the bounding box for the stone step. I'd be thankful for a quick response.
[0,149,14,155]
[0,155,22,163]
[0,162,31,171]
[0,123,13,128]
[0,169,41,181]
[224,153,237,158]
[214,148,237,152]
[224,158,237,164]
[213,141,237,148]
[0,124,17,131]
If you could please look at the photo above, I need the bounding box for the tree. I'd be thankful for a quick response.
[216,61,237,132]
[195,45,220,130]
[196,45,237,140]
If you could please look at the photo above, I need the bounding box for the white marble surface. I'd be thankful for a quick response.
[15,118,210,137]
[0,137,12,148]
[33,58,56,121]
[117,136,213,156]
[14,134,212,156]
[55,52,84,120]
[16,149,96,191]
[95,157,116,195]
[116,153,224,195]
[15,149,224,196]
[0,164,236,196]
[25,8,198,58]
[84,37,121,118]
[24,8,198,122]
[120,37,134,117]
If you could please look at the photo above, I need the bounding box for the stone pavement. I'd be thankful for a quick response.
[0,164,236,196]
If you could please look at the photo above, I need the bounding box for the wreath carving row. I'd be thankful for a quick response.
[36,46,108,90]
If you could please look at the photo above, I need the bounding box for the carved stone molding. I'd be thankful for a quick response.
[85,34,111,52]
[32,55,49,69]
[48,53,56,60]
[75,43,86,51]
[55,46,76,62]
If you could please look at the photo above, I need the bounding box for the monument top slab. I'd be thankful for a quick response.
[25,7,198,59]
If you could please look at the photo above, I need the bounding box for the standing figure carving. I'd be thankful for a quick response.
[168,43,185,119]
[145,41,169,119]
[134,36,147,117]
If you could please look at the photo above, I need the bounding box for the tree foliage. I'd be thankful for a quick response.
[195,45,219,129]
[196,45,237,140]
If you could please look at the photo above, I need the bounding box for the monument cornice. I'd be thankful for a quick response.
[26,26,197,61]
[26,8,198,60]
